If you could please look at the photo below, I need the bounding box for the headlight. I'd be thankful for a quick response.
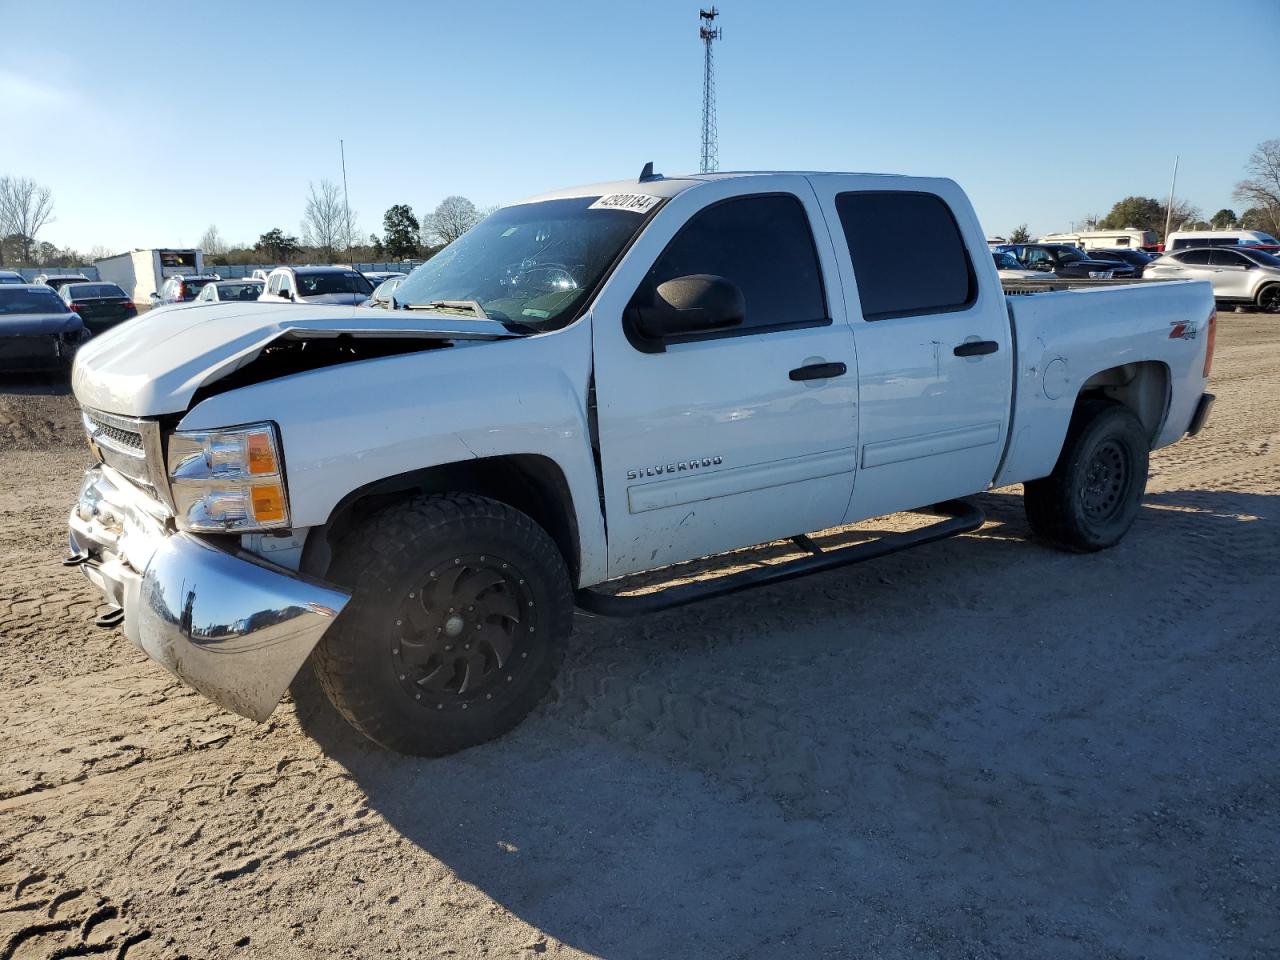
[167,422,291,532]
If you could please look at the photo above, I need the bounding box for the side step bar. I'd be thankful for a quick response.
[575,499,985,618]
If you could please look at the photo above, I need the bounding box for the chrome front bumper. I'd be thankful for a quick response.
[68,464,350,722]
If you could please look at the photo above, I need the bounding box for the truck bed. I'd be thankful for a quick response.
[994,278,1214,488]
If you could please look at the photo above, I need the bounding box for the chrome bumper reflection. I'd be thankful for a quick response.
[69,464,350,722]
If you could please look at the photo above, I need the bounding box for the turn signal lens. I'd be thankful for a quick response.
[251,482,287,523]
[246,432,278,475]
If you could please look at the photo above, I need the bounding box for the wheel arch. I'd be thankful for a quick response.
[302,454,582,584]
[1075,359,1170,443]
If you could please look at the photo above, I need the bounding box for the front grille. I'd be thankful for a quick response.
[81,408,171,514]
[85,414,144,453]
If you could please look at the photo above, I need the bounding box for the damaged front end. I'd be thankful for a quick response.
[66,307,514,719]
[68,460,349,722]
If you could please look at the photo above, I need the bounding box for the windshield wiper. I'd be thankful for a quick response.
[403,299,490,319]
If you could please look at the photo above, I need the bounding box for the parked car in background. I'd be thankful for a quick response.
[151,274,221,307]
[1086,248,1154,278]
[259,266,374,305]
[1145,247,1280,312]
[59,282,137,334]
[1006,244,1136,279]
[1165,229,1280,252]
[364,275,405,308]
[362,271,407,288]
[35,273,92,292]
[0,284,87,371]
[992,251,1050,280]
[0,270,27,284]
[193,279,265,304]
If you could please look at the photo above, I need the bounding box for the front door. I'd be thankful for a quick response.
[809,176,1014,521]
[590,177,859,579]
[1208,248,1254,300]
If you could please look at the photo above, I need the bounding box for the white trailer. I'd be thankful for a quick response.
[94,249,205,305]
[1039,229,1157,251]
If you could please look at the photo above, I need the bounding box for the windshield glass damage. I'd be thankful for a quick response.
[393,196,656,330]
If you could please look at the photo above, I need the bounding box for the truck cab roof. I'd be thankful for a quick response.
[514,170,940,206]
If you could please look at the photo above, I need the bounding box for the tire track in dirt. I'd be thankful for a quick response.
[0,864,164,960]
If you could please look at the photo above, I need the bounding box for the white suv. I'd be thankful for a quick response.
[259,266,374,306]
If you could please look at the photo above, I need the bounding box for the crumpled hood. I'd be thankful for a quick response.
[72,302,515,417]
[1,311,86,337]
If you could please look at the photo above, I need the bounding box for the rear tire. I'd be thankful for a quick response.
[1024,399,1149,553]
[313,493,573,756]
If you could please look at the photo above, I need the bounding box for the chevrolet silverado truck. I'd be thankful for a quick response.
[67,169,1217,756]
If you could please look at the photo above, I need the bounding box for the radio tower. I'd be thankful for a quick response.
[699,7,721,174]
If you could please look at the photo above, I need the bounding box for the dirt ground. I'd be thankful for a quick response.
[1,314,1277,959]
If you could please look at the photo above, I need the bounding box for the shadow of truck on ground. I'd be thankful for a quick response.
[294,487,1280,958]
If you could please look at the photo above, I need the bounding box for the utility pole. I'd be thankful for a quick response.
[699,7,721,174]
[340,139,353,262]
[1163,154,1180,246]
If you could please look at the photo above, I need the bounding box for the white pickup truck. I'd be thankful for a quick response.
[68,169,1216,756]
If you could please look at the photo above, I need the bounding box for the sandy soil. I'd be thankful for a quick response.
[1,315,1277,959]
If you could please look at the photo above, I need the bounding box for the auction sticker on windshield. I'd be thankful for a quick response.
[588,194,662,214]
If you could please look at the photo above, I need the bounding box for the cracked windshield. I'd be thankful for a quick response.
[392,196,654,329]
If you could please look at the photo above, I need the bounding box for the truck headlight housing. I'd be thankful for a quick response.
[167,423,291,532]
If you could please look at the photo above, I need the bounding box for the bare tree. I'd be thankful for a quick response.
[88,245,117,262]
[301,180,358,261]
[425,195,483,246]
[1234,139,1280,237]
[0,176,55,264]
[199,224,227,256]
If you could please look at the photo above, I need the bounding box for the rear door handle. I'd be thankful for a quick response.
[789,361,848,381]
[954,340,999,357]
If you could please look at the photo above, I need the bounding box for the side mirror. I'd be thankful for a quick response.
[149,292,160,301]
[626,274,745,350]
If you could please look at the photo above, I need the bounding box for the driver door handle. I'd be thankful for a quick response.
[789,361,847,381]
[954,340,999,357]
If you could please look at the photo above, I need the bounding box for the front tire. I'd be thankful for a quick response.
[1024,400,1150,553]
[1256,283,1280,314]
[313,494,573,756]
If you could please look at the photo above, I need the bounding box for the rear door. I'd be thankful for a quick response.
[590,177,859,578]
[809,176,1013,521]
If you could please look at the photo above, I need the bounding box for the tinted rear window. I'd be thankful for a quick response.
[296,271,374,296]
[66,283,126,299]
[835,192,975,320]
[218,282,264,300]
[0,287,69,314]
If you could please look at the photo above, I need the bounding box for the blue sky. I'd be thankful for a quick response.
[1,0,1276,252]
